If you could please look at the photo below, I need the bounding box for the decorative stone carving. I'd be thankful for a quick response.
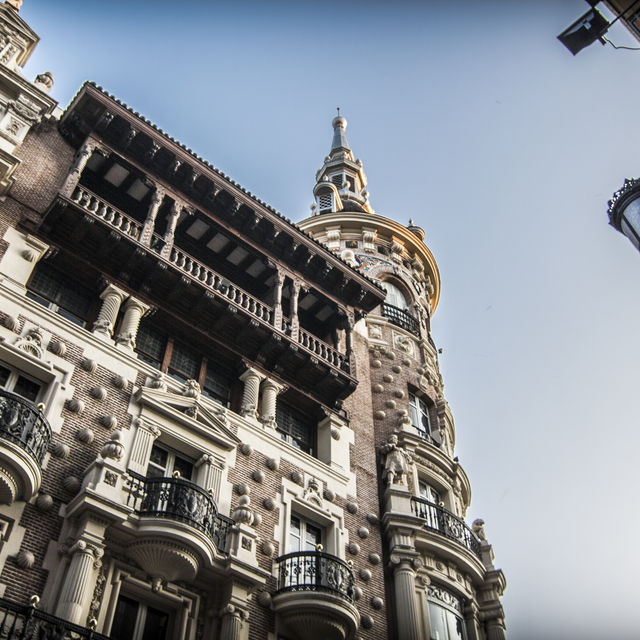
[353,586,363,601]
[48,340,66,356]
[302,477,322,506]
[392,364,402,374]
[290,471,303,485]
[257,591,272,608]
[383,373,394,383]
[2,315,18,332]
[372,384,384,393]
[15,328,43,358]
[472,518,487,541]
[15,550,34,569]
[374,410,386,420]
[371,596,383,610]
[34,71,54,92]
[394,389,405,399]
[358,527,369,539]
[371,359,381,368]
[346,501,358,514]
[252,469,264,483]
[50,442,70,459]
[252,512,262,527]
[361,614,374,629]
[182,379,200,399]
[236,483,250,496]
[261,541,275,557]
[348,542,360,555]
[89,386,107,401]
[368,553,381,565]
[36,493,53,511]
[100,431,124,460]
[81,358,97,373]
[381,434,412,485]
[148,371,166,390]
[385,400,397,409]
[394,333,413,354]
[368,324,382,340]
[366,513,379,525]
[263,497,276,511]
[239,443,253,456]
[76,428,94,444]
[323,488,335,502]
[128,539,199,584]
[99,415,117,429]
[62,476,80,493]
[67,398,85,414]
[112,375,127,389]
[231,495,254,525]
[266,457,278,471]
[359,568,371,581]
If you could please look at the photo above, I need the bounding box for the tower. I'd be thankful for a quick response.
[299,115,507,640]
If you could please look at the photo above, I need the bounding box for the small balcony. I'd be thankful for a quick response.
[273,551,359,640]
[410,497,481,558]
[124,472,233,553]
[381,303,420,336]
[0,389,51,504]
[0,596,109,639]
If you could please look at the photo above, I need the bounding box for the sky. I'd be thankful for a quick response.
[16,1,640,638]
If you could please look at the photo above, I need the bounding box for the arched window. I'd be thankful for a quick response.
[381,281,409,310]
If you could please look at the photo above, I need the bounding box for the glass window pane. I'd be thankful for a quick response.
[0,365,10,388]
[110,596,138,640]
[382,281,408,309]
[169,342,199,380]
[173,455,193,480]
[429,602,449,640]
[203,368,230,404]
[149,445,168,470]
[305,522,322,550]
[290,515,301,552]
[13,376,40,402]
[141,605,169,640]
[135,323,166,365]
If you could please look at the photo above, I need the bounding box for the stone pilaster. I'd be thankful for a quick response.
[115,297,150,350]
[239,367,265,421]
[92,283,127,339]
[196,454,223,503]
[55,539,103,625]
[126,418,161,476]
[391,556,422,640]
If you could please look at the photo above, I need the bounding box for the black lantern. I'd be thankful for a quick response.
[608,178,640,251]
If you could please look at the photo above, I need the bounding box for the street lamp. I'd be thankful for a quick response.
[608,178,640,251]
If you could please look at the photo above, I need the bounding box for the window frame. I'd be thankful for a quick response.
[427,584,467,640]
[146,443,195,481]
[409,392,435,442]
[276,401,316,457]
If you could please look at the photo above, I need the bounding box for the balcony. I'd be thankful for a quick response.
[39,185,357,407]
[0,596,109,639]
[272,551,359,640]
[410,497,481,558]
[0,389,51,504]
[381,303,420,337]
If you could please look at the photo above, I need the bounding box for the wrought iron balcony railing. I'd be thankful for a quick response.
[410,497,481,558]
[0,596,109,640]
[0,389,51,465]
[124,472,233,553]
[381,303,420,337]
[66,185,350,375]
[275,551,355,602]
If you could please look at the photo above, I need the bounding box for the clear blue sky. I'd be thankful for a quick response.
[20,1,640,637]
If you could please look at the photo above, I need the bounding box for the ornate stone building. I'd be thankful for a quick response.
[0,3,505,639]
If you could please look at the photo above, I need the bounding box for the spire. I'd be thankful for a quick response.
[311,113,373,216]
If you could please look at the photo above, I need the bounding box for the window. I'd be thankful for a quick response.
[289,514,323,552]
[134,321,232,408]
[409,393,435,442]
[419,480,440,504]
[418,480,441,531]
[427,585,466,640]
[381,281,409,310]
[110,595,171,640]
[26,262,93,327]
[276,402,315,456]
[146,443,194,481]
[0,363,41,402]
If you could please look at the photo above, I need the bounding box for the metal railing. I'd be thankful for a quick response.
[124,472,233,553]
[0,596,109,639]
[275,551,355,602]
[410,497,481,558]
[0,390,51,465]
[381,303,420,336]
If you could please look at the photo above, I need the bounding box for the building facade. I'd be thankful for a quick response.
[0,3,505,639]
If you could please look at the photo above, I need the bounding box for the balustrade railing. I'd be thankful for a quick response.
[381,303,420,337]
[124,472,233,553]
[0,390,51,465]
[410,497,481,558]
[64,186,351,375]
[70,186,142,241]
[275,551,355,602]
[0,596,109,640]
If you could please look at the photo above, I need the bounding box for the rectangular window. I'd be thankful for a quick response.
[135,323,166,368]
[289,514,322,552]
[409,393,433,441]
[276,402,315,456]
[168,341,199,383]
[0,363,41,402]
[146,443,194,481]
[111,595,171,640]
[26,263,93,327]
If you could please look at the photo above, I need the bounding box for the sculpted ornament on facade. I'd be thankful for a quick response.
[15,327,44,358]
[393,331,414,355]
[381,434,412,485]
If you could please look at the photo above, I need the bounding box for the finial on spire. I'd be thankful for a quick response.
[5,0,22,11]
[337,106,340,116]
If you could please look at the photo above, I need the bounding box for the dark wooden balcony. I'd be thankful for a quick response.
[410,497,481,558]
[37,185,358,407]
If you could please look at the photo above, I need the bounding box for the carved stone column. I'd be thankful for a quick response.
[239,367,265,421]
[260,378,284,429]
[55,540,103,625]
[290,279,301,340]
[61,139,104,197]
[485,616,507,640]
[392,557,422,640]
[140,187,165,247]
[160,200,182,259]
[92,283,127,338]
[219,604,248,640]
[127,418,161,476]
[115,297,150,350]
[196,454,223,503]
[273,269,285,330]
